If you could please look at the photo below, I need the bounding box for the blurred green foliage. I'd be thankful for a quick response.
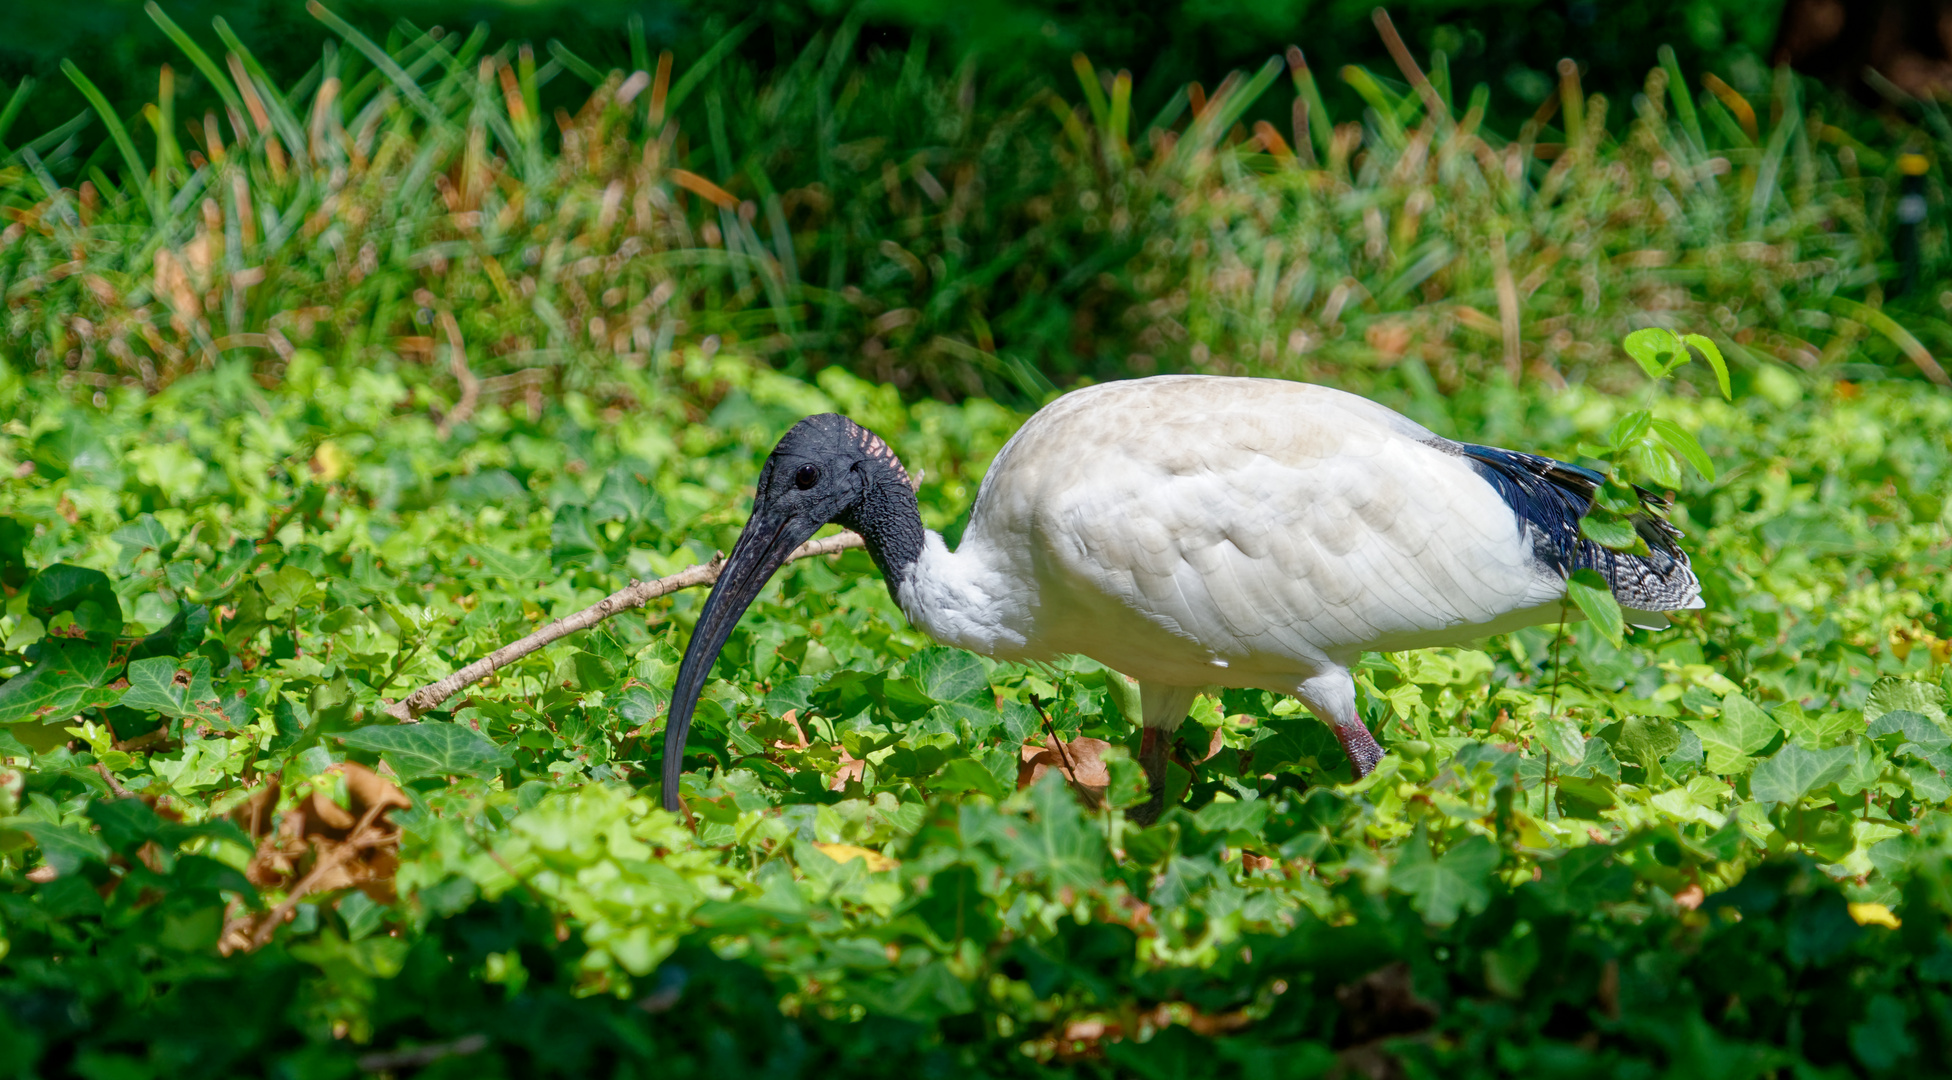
[3,3,1944,408]
[4,0,1787,179]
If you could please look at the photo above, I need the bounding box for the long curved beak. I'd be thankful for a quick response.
[661,501,824,811]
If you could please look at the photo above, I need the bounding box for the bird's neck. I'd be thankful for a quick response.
[834,457,1029,658]
[835,457,925,602]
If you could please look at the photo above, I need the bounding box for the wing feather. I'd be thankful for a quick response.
[981,377,1555,671]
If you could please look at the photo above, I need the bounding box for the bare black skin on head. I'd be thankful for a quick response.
[661,414,922,811]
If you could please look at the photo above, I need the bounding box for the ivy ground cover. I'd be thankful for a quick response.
[0,339,1947,1076]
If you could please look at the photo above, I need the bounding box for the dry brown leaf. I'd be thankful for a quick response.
[829,750,866,791]
[1017,736,1112,808]
[222,762,412,953]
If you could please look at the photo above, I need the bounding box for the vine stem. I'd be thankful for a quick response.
[1027,692,1083,791]
[381,531,865,722]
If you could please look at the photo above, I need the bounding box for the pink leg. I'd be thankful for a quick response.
[1298,668,1386,778]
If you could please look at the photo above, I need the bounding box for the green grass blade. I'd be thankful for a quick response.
[628,13,651,75]
[1107,69,1131,163]
[144,2,245,118]
[0,77,31,152]
[1658,45,1705,155]
[308,1,443,126]
[1341,64,1406,150]
[1071,54,1110,134]
[1832,298,1951,387]
[547,39,608,88]
[1287,47,1333,161]
[4,109,91,167]
[61,60,158,221]
[213,16,311,155]
[664,17,760,120]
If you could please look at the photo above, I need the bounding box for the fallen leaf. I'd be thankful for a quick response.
[829,750,865,791]
[811,842,896,872]
[1017,736,1111,808]
[1849,902,1900,929]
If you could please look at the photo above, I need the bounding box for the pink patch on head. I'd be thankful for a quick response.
[849,424,911,486]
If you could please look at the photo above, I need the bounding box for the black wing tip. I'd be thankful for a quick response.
[1443,439,1704,613]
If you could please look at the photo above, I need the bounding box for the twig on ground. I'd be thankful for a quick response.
[92,762,132,798]
[1028,692,1086,795]
[251,799,388,948]
[383,530,866,722]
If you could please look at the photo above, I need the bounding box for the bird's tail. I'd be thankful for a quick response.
[1574,501,1704,627]
[1449,443,1704,620]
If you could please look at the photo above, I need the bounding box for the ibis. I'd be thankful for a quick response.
[660,375,1702,819]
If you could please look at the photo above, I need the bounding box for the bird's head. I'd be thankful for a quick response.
[661,414,917,810]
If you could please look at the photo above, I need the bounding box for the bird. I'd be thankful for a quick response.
[660,375,1703,820]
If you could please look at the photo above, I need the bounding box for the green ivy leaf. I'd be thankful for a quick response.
[258,565,322,621]
[0,638,120,724]
[18,821,110,876]
[119,656,223,722]
[1780,703,1861,751]
[336,721,515,779]
[1566,568,1624,647]
[1578,516,1641,550]
[1683,693,1781,775]
[1528,845,1633,913]
[1617,716,1682,769]
[903,647,990,705]
[461,544,548,583]
[1649,418,1715,482]
[967,772,1105,893]
[1867,710,1949,755]
[1683,334,1731,400]
[1749,743,1855,805]
[1537,716,1587,768]
[1864,677,1946,726]
[1623,327,1686,379]
[27,564,123,638]
[1391,830,1498,927]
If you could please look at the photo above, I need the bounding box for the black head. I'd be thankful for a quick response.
[660,414,919,811]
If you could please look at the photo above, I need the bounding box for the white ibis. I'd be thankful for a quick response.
[660,375,1702,819]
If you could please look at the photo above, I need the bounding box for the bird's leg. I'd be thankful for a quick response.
[1297,669,1385,779]
[1334,717,1386,777]
[1130,726,1168,825]
[1129,683,1199,825]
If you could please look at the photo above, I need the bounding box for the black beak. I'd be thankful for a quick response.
[661,499,825,811]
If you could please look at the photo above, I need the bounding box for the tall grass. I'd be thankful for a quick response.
[0,3,1945,410]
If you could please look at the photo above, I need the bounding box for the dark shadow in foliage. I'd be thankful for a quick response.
[4,854,1951,1075]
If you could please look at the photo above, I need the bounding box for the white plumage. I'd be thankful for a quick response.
[662,375,1703,816]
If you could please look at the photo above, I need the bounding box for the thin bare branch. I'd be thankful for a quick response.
[383,530,866,722]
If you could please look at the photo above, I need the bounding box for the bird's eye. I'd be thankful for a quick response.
[794,464,820,490]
